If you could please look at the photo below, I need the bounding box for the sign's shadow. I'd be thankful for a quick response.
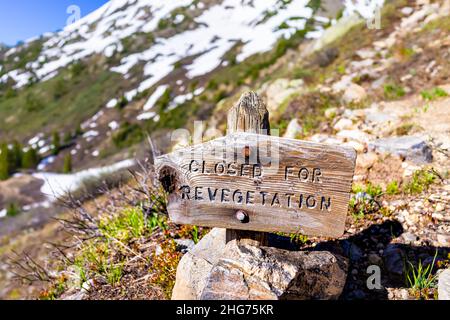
[268,220,449,300]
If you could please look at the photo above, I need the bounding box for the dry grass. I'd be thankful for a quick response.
[6,160,206,300]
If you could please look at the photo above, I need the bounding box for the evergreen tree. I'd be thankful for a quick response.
[6,144,16,173]
[22,148,39,170]
[117,96,128,109]
[6,203,20,217]
[63,131,72,144]
[53,79,68,99]
[63,154,72,174]
[12,141,23,170]
[75,124,83,137]
[0,143,10,180]
[52,131,61,155]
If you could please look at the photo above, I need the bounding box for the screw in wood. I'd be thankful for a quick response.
[235,210,249,223]
[243,146,250,158]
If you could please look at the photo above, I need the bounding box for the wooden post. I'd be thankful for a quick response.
[225,91,269,247]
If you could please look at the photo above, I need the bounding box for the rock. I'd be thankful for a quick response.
[262,78,303,113]
[369,136,433,164]
[283,119,303,139]
[371,74,388,89]
[61,279,93,301]
[349,289,366,300]
[383,244,405,276]
[315,47,339,67]
[343,83,367,104]
[423,256,443,269]
[174,239,196,253]
[343,141,365,153]
[432,212,448,222]
[399,288,411,300]
[200,241,348,300]
[402,162,422,178]
[324,107,338,119]
[62,290,87,301]
[401,7,414,15]
[368,253,382,265]
[355,49,376,59]
[81,279,93,293]
[155,245,163,256]
[438,269,450,300]
[365,111,397,124]
[332,75,353,92]
[341,240,363,262]
[401,74,413,82]
[333,118,353,131]
[356,152,379,170]
[308,133,330,143]
[355,192,373,204]
[400,3,439,30]
[401,232,417,244]
[437,233,450,246]
[405,213,420,227]
[171,228,226,300]
[396,209,410,225]
[324,137,343,145]
[347,108,366,119]
[375,33,396,49]
[313,15,363,52]
[337,129,371,143]
[172,131,191,151]
[435,203,445,212]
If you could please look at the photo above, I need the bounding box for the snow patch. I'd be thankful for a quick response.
[106,98,118,108]
[33,159,135,201]
[137,112,156,121]
[108,121,120,131]
[2,0,383,92]
[37,156,56,171]
[143,85,168,111]
[83,130,99,138]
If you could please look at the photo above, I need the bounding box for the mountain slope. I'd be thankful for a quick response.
[0,0,381,172]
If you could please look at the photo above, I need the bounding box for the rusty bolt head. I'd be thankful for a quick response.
[236,210,249,223]
[243,146,251,158]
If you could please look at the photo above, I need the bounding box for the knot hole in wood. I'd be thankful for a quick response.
[159,166,178,194]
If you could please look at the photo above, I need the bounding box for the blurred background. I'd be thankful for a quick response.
[0,0,449,300]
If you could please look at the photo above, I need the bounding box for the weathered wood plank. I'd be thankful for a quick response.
[226,91,270,246]
[156,132,356,238]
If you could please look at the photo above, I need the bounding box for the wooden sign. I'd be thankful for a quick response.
[156,132,356,238]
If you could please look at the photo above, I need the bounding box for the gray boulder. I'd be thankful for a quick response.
[369,136,433,164]
[171,228,226,300]
[383,244,405,276]
[438,269,450,300]
[283,119,303,139]
[437,233,450,246]
[174,239,196,253]
[200,241,348,300]
[341,240,363,262]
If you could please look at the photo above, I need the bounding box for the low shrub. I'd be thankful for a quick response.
[112,123,144,149]
[403,169,438,194]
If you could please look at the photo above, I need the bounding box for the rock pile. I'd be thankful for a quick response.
[172,228,348,300]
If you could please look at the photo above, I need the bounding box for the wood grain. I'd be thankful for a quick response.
[226,91,270,246]
[156,131,356,238]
